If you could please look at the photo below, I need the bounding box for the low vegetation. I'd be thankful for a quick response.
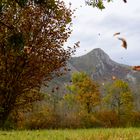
[0,128,140,140]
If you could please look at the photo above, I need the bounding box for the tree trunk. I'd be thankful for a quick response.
[0,91,16,129]
[0,104,11,129]
[86,102,91,114]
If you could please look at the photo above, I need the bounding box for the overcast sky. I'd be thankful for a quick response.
[64,0,140,66]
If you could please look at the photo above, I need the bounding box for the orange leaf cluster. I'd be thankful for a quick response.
[132,66,140,71]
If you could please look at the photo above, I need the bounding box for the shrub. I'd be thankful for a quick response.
[25,105,60,129]
[95,111,119,127]
[131,111,140,127]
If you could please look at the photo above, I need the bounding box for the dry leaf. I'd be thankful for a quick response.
[118,37,127,49]
[112,76,116,80]
[113,32,120,36]
[123,0,127,3]
[24,46,32,54]
[132,66,140,71]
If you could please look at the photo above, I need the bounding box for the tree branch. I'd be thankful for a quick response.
[0,21,14,30]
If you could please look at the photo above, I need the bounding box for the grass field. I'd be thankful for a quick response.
[0,128,140,140]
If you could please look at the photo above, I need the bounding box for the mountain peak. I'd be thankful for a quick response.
[70,48,130,79]
[91,48,104,52]
[86,48,105,55]
[85,48,111,64]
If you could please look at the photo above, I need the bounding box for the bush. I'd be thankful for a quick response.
[25,105,60,129]
[1,118,16,130]
[76,111,103,128]
[59,112,81,128]
[131,111,140,127]
[95,111,119,127]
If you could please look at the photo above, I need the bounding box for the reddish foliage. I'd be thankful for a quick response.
[0,0,76,127]
[132,66,140,71]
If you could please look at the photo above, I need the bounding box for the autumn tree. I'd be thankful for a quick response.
[67,72,101,113]
[0,0,77,128]
[86,0,127,10]
[104,79,134,122]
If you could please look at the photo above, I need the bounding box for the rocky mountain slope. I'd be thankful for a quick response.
[70,48,140,84]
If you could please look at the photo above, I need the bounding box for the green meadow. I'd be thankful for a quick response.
[0,128,140,140]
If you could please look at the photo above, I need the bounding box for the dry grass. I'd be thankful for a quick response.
[0,128,140,140]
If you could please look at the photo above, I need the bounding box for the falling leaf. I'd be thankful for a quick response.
[123,0,127,3]
[113,32,120,36]
[112,76,116,80]
[118,37,127,49]
[56,86,59,90]
[24,46,32,54]
[74,41,80,48]
[132,66,140,71]
[51,89,55,93]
